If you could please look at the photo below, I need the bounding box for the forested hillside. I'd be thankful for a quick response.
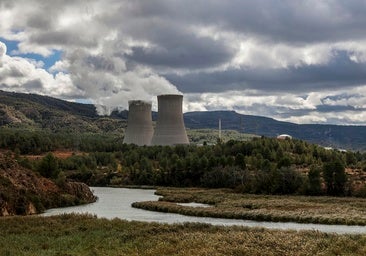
[0,90,126,133]
[1,90,366,199]
[184,111,366,151]
[1,90,366,150]
[8,137,365,197]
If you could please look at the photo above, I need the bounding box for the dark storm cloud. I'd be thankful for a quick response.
[107,11,235,69]
[83,55,119,72]
[0,0,15,9]
[27,14,55,30]
[166,50,366,93]
[97,1,366,101]
[213,0,366,43]
[3,0,366,124]
[126,37,233,69]
[30,30,98,48]
[23,79,43,90]
[118,0,366,44]
[316,104,360,113]
[323,93,362,102]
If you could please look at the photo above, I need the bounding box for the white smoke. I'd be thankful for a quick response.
[66,48,180,115]
[0,41,6,67]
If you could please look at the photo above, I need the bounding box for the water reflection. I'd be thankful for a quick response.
[42,187,366,234]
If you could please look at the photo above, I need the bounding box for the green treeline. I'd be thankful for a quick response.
[3,128,366,197]
[0,128,124,153]
[36,142,366,196]
[99,138,364,197]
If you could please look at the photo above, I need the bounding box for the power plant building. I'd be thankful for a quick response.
[123,100,154,146]
[151,94,189,146]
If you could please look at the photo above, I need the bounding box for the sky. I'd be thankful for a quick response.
[1,0,366,124]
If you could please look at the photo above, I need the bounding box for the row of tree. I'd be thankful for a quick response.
[20,137,366,197]
[0,128,124,154]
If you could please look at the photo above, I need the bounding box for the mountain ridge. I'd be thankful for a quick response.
[183,110,366,150]
[1,90,365,151]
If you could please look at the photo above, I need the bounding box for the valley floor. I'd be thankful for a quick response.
[133,187,366,226]
[1,214,366,255]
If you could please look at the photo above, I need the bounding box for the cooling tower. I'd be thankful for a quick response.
[123,100,154,146]
[151,94,189,146]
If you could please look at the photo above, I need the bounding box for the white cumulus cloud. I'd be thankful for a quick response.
[1,0,366,123]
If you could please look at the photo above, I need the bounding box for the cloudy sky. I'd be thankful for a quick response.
[1,0,366,124]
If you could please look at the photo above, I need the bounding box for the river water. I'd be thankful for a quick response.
[42,187,366,234]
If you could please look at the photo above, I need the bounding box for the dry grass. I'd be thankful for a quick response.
[132,187,366,225]
[1,214,366,255]
[25,150,84,160]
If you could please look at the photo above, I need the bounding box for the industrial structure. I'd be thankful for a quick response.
[151,94,189,146]
[277,134,292,140]
[123,100,154,146]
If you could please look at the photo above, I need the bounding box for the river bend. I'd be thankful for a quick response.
[42,187,366,234]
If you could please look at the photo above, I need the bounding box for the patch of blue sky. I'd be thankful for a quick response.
[0,37,18,54]
[74,98,93,104]
[0,37,63,70]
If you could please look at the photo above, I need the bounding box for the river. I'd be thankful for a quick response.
[42,187,366,234]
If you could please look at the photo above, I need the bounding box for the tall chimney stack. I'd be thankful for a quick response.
[123,100,154,146]
[151,94,189,146]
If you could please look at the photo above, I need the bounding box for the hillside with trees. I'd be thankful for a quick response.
[184,111,366,151]
[0,151,96,216]
[1,90,366,150]
[0,90,126,134]
[2,90,366,201]
[7,137,365,198]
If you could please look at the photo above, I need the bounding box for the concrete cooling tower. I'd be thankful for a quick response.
[151,94,189,146]
[123,100,154,146]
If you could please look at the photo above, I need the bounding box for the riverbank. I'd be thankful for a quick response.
[0,151,96,216]
[42,187,366,234]
[1,214,366,255]
[132,187,366,226]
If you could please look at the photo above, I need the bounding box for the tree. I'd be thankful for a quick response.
[37,153,60,179]
[323,159,347,196]
[306,165,322,195]
[345,151,356,166]
[280,167,304,194]
[200,166,240,188]
[277,156,291,169]
[235,153,246,169]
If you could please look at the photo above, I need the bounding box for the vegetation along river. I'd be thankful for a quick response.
[42,187,366,234]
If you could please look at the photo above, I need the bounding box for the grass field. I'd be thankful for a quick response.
[132,187,366,225]
[1,214,366,255]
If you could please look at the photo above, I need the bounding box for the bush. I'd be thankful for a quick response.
[37,153,60,179]
[323,160,347,196]
[305,165,322,195]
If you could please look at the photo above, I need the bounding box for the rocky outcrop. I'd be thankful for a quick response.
[0,201,10,216]
[0,104,33,125]
[0,151,96,216]
[64,182,97,204]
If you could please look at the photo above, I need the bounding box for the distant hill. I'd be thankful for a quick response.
[0,90,97,117]
[0,90,126,133]
[183,111,366,151]
[1,90,365,151]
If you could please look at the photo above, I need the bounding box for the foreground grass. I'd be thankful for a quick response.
[132,188,366,225]
[1,214,366,255]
